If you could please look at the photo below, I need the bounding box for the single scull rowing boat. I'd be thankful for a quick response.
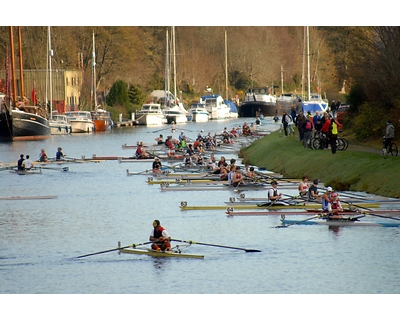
[119,247,204,259]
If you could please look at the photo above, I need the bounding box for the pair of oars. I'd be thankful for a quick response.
[74,239,261,258]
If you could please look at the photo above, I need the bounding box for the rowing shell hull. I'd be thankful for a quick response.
[119,248,204,259]
[226,210,363,216]
[180,203,324,210]
[280,219,400,227]
[225,201,381,208]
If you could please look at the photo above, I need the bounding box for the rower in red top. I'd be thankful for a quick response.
[329,192,343,218]
[149,220,171,251]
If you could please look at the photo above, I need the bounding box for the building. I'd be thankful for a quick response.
[0,69,83,113]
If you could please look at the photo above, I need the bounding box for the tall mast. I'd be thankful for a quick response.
[91,32,96,111]
[306,26,311,101]
[9,27,17,106]
[225,30,228,100]
[17,27,25,102]
[172,26,177,102]
[48,26,53,117]
[164,28,169,106]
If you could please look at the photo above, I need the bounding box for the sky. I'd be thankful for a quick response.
[4,1,395,26]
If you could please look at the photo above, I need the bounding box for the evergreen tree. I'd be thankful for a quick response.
[106,80,130,107]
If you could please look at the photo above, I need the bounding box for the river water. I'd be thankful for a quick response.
[1,118,398,318]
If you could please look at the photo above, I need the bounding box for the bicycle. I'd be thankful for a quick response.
[382,136,398,156]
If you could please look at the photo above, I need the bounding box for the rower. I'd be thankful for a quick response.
[328,192,344,219]
[183,153,193,167]
[152,157,162,174]
[308,179,321,201]
[149,220,171,251]
[321,186,333,212]
[17,154,25,171]
[298,176,310,197]
[56,147,66,161]
[268,181,288,205]
[22,155,34,170]
[155,134,164,145]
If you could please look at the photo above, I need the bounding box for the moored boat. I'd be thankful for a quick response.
[49,113,72,135]
[238,86,277,117]
[202,94,230,120]
[65,111,95,133]
[91,109,113,131]
[135,103,167,126]
[189,103,209,122]
[164,104,188,124]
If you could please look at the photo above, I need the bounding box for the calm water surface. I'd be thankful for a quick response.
[1,118,398,316]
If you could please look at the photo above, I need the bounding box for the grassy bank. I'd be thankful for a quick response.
[240,131,400,198]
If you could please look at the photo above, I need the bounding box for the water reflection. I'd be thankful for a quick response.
[152,257,171,270]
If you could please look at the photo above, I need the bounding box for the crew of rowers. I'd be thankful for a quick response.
[16,147,67,170]
[296,176,343,218]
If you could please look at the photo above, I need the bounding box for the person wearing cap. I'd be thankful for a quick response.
[268,181,288,205]
[149,220,171,252]
[308,179,321,201]
[197,130,204,141]
[321,186,333,211]
[152,157,162,174]
[17,154,25,171]
[56,147,66,161]
[329,192,343,218]
[171,121,176,131]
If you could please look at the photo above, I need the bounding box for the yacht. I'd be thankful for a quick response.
[135,103,167,126]
[189,103,209,122]
[65,111,95,133]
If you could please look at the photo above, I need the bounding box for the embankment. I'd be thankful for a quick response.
[241,131,400,198]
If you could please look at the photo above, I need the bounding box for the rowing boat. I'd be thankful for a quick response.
[280,218,400,227]
[148,179,219,184]
[180,203,324,210]
[9,168,42,175]
[180,202,381,210]
[226,209,400,216]
[224,201,381,208]
[162,183,269,192]
[119,247,204,259]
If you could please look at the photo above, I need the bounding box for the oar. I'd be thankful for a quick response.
[171,239,261,253]
[276,212,324,228]
[149,128,166,134]
[341,200,400,222]
[75,241,153,258]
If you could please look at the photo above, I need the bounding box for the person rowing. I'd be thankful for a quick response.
[149,220,171,252]
[22,155,34,170]
[56,147,66,161]
[232,166,246,187]
[308,179,321,202]
[327,192,344,219]
[39,149,48,162]
[298,175,310,197]
[321,186,333,212]
[268,181,289,206]
[152,157,162,174]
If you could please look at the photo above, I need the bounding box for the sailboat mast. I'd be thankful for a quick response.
[91,32,96,111]
[9,27,17,106]
[164,28,169,106]
[172,26,177,103]
[306,26,311,101]
[17,27,25,102]
[225,30,228,100]
[48,26,53,117]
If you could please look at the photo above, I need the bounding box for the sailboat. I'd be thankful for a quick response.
[90,32,112,131]
[301,26,328,114]
[0,27,50,141]
[163,26,189,124]
[47,26,72,135]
